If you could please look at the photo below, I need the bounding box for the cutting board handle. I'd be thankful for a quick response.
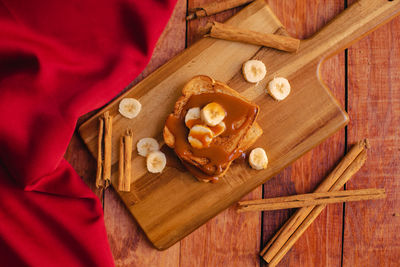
[304,0,400,61]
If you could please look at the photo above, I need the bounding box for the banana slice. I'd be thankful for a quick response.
[188,125,214,149]
[210,121,226,137]
[185,107,201,128]
[249,147,268,170]
[146,151,166,173]
[119,98,142,119]
[136,137,159,157]
[201,102,226,126]
[267,77,291,101]
[242,60,267,83]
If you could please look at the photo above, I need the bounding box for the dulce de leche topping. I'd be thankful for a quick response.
[188,125,213,149]
[165,92,258,181]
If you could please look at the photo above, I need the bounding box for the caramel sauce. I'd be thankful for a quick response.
[165,92,258,180]
[189,128,213,147]
[186,118,202,128]
[209,123,225,136]
[187,119,225,137]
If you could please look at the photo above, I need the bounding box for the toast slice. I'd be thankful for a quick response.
[163,75,262,182]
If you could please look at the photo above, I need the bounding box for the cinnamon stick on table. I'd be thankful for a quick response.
[260,139,370,266]
[96,111,113,188]
[237,188,386,212]
[187,0,254,20]
[208,22,300,52]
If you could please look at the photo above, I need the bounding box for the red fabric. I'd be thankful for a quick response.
[0,0,177,266]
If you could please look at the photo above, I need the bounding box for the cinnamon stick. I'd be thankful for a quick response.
[186,0,254,20]
[96,117,104,188]
[268,152,370,267]
[208,22,300,52]
[96,112,113,188]
[237,188,385,212]
[118,130,139,202]
[118,129,133,192]
[124,130,133,190]
[260,139,370,265]
[118,136,125,191]
[103,111,112,188]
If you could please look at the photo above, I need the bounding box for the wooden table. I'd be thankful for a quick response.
[65,0,400,266]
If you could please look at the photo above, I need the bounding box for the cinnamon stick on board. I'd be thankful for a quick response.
[118,136,125,191]
[124,130,133,190]
[95,117,104,188]
[118,129,133,192]
[186,0,254,20]
[260,139,370,266]
[237,188,386,212]
[103,111,112,188]
[118,130,139,202]
[96,111,113,188]
[208,22,300,52]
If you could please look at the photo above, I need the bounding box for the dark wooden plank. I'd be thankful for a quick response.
[181,1,262,266]
[180,190,262,267]
[102,0,187,265]
[344,15,400,266]
[104,193,181,266]
[262,1,346,266]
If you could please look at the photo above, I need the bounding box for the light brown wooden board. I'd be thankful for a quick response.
[79,0,400,250]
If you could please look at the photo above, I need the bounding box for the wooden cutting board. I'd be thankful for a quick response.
[79,0,400,250]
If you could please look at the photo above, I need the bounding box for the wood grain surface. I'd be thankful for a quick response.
[182,2,262,266]
[261,1,346,266]
[344,0,400,264]
[104,1,186,266]
[65,0,400,266]
[78,0,358,250]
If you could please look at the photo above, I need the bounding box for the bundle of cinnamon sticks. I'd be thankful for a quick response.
[256,139,375,266]
[96,113,138,202]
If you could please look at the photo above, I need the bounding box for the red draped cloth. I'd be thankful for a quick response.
[0,0,177,266]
